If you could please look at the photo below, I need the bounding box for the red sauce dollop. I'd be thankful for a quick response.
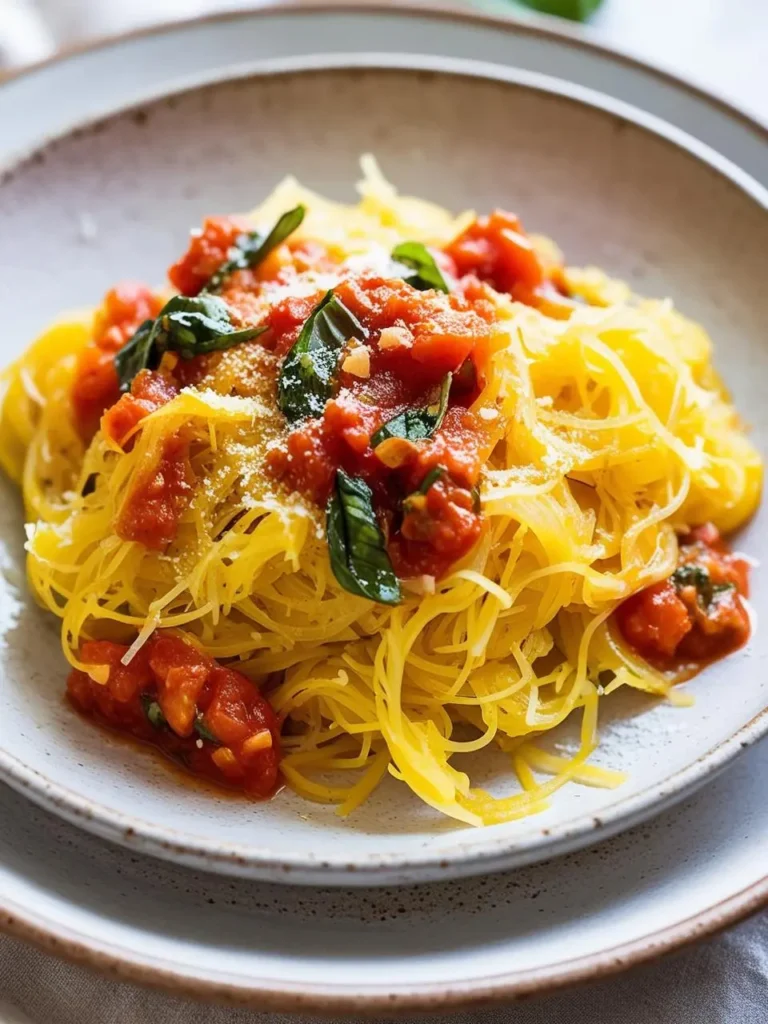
[68,632,281,797]
[615,523,751,675]
[71,282,163,440]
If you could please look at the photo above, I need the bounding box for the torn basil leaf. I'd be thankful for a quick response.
[206,205,306,293]
[115,318,157,392]
[140,694,167,730]
[371,373,451,447]
[277,290,368,422]
[391,241,449,293]
[417,465,446,495]
[115,294,266,392]
[671,563,737,609]
[326,469,401,605]
[193,715,220,745]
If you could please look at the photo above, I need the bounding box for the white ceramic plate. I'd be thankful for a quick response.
[0,6,766,887]
[1,730,766,1012]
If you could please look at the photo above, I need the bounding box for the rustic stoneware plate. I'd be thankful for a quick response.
[0,7,766,893]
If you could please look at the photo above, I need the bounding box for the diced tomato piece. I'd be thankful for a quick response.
[71,284,164,442]
[410,331,477,374]
[102,369,179,448]
[93,282,163,352]
[72,347,121,440]
[615,580,692,661]
[115,431,194,549]
[445,210,546,296]
[168,216,252,296]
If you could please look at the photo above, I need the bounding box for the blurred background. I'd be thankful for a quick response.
[0,0,766,122]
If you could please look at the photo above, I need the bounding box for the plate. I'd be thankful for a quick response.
[1,733,766,1012]
[0,5,766,886]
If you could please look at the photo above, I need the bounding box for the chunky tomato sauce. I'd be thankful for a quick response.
[70,205,571,568]
[264,276,498,578]
[615,524,751,676]
[68,632,281,797]
[71,283,163,440]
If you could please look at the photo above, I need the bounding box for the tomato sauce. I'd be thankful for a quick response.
[68,632,281,797]
[263,276,495,578]
[445,210,578,319]
[72,283,163,440]
[70,205,577,570]
[615,523,751,676]
[115,429,194,549]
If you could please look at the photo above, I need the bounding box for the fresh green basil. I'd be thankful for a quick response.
[671,563,737,609]
[140,694,167,730]
[391,241,449,293]
[371,373,451,447]
[115,294,266,392]
[277,291,368,422]
[671,564,712,605]
[206,205,306,293]
[417,465,446,495]
[114,318,157,392]
[326,469,401,605]
[194,715,220,745]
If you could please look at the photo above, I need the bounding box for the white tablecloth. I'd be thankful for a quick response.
[0,1,766,1021]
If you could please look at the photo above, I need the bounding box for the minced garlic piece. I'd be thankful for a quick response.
[342,345,371,378]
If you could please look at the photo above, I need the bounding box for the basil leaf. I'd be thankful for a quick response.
[206,205,306,293]
[194,715,220,745]
[115,295,266,392]
[140,694,167,730]
[115,318,159,392]
[158,295,265,358]
[392,241,449,293]
[417,465,446,495]
[671,564,713,607]
[278,291,367,422]
[326,469,401,605]
[371,373,451,446]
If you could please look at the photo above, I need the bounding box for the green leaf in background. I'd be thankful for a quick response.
[206,205,306,293]
[277,290,368,422]
[326,469,401,605]
[371,373,452,446]
[391,241,450,293]
[515,0,603,22]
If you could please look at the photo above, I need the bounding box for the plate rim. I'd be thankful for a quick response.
[1,854,766,1014]
[0,45,766,884]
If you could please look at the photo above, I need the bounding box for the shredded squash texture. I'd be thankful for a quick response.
[1,159,761,826]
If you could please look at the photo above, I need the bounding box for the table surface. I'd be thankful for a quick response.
[0,1,766,1022]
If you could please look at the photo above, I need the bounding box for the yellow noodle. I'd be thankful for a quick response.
[0,158,761,826]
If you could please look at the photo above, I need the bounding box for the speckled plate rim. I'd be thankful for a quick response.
[1,862,766,1014]
[0,40,766,886]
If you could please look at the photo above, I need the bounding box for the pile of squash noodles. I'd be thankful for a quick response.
[0,158,761,826]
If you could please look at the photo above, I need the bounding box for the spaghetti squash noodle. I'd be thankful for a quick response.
[0,157,761,826]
